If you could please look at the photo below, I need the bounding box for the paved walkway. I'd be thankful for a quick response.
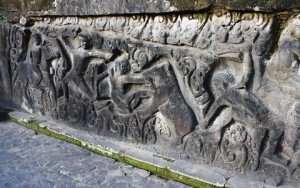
[0,121,190,188]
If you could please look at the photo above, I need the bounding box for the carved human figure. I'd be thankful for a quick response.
[29,33,43,86]
[209,12,265,89]
[58,32,113,101]
[54,53,67,99]
[273,18,300,83]
[87,60,109,102]
[252,31,273,91]
[138,62,197,146]
[25,33,59,113]
[212,14,272,93]
[258,16,300,175]
[211,36,253,89]
[41,41,61,107]
[260,16,300,109]
[108,56,153,114]
[203,73,287,168]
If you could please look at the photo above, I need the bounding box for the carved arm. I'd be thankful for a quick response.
[85,49,113,60]
[205,97,229,127]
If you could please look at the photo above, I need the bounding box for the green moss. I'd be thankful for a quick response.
[8,116,42,131]
[168,0,212,10]
[156,167,218,188]
[153,154,175,162]
[279,19,288,31]
[6,0,22,11]
[122,156,158,174]
[29,0,55,11]
[8,114,221,188]
[0,18,8,25]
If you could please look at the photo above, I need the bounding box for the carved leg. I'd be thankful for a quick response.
[262,124,290,173]
[234,51,253,89]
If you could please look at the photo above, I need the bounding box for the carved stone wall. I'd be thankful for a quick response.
[0,24,12,105]
[2,11,300,186]
[2,0,300,22]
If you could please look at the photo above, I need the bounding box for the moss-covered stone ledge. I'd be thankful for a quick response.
[1,110,270,188]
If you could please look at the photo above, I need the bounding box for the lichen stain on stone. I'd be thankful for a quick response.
[28,0,55,11]
[5,0,22,11]
[1,0,55,14]
[216,0,300,11]
[168,0,212,10]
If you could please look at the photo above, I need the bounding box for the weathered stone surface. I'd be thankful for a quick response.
[55,0,213,15]
[0,121,190,188]
[1,11,300,187]
[7,110,272,187]
[215,0,300,12]
[0,24,12,106]
[0,0,55,22]
[1,0,300,185]
[2,0,300,23]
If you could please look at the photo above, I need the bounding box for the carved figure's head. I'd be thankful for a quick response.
[254,31,272,56]
[212,72,235,96]
[15,30,26,48]
[291,15,300,40]
[32,33,42,46]
[227,123,247,145]
[76,33,91,49]
[291,27,300,40]
[116,58,130,75]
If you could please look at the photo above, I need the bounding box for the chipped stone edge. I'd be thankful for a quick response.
[1,109,273,188]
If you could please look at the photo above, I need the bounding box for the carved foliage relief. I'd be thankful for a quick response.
[7,12,300,186]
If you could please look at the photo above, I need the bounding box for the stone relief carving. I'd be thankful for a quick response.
[6,12,300,186]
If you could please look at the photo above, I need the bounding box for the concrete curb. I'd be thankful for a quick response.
[3,110,273,188]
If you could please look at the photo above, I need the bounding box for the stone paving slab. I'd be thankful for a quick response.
[4,111,274,188]
[0,121,191,188]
